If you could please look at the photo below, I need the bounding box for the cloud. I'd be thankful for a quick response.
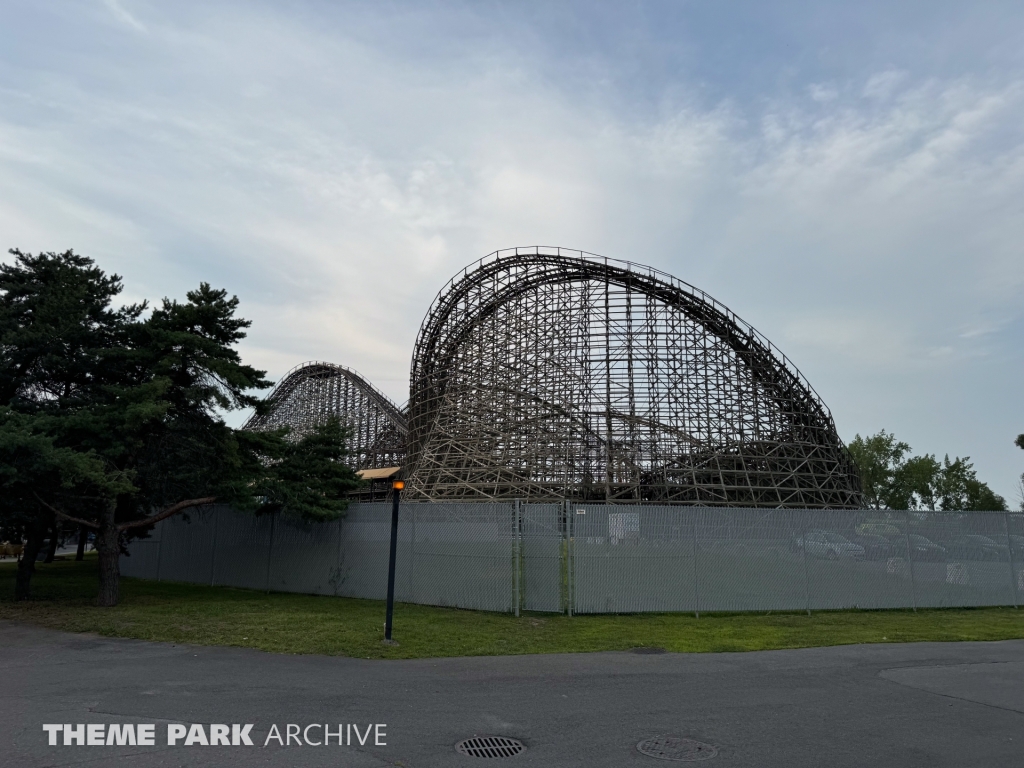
[808,83,839,103]
[1,2,1022,497]
[103,0,146,32]
[863,70,907,100]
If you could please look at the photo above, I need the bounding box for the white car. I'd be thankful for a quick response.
[796,531,865,561]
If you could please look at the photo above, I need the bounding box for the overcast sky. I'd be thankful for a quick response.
[2,1,1022,501]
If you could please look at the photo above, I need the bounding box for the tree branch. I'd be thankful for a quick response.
[117,497,218,531]
[32,494,99,530]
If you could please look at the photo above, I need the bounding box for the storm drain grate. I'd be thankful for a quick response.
[637,736,718,761]
[455,736,525,758]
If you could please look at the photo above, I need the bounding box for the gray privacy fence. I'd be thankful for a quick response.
[121,504,1024,615]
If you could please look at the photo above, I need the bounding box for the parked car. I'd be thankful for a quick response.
[1009,535,1024,559]
[847,533,894,561]
[856,522,901,537]
[794,530,865,560]
[890,534,947,562]
[942,535,1009,562]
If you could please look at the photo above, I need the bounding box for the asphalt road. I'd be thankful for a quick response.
[3,620,1023,767]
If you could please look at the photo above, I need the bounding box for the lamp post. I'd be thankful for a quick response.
[384,479,403,643]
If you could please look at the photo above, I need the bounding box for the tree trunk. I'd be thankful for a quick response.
[43,519,59,563]
[75,526,88,561]
[96,503,121,607]
[15,512,49,601]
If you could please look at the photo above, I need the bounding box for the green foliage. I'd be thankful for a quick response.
[0,249,142,594]
[900,454,940,510]
[1016,434,1024,512]
[250,419,362,520]
[847,430,1005,511]
[0,248,361,602]
[0,249,141,408]
[0,408,133,503]
[933,455,1006,512]
[134,282,271,416]
[0,250,358,525]
[847,431,911,509]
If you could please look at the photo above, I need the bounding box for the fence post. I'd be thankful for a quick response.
[335,507,345,597]
[513,499,521,617]
[409,504,416,603]
[209,507,219,587]
[904,511,917,612]
[565,501,573,617]
[264,513,276,594]
[1004,513,1018,609]
[154,520,163,582]
[691,508,700,619]
[801,512,811,616]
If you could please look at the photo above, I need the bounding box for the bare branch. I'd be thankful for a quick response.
[117,497,218,532]
[32,493,99,529]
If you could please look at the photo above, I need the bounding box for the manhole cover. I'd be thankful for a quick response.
[455,736,525,758]
[632,646,667,655]
[637,736,718,761]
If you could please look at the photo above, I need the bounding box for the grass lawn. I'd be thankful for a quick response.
[2,557,1024,660]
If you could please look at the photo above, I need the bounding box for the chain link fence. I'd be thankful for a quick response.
[121,503,1024,614]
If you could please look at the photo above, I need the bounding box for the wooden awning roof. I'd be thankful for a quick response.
[356,466,402,480]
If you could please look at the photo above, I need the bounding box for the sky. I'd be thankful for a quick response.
[1,1,1022,502]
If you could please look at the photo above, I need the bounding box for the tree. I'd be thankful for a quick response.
[1016,434,1024,511]
[1,250,362,605]
[896,454,939,510]
[847,431,913,509]
[847,429,1005,511]
[0,249,137,599]
[46,284,362,606]
[0,249,133,406]
[933,455,1006,511]
[254,418,359,520]
[0,407,132,597]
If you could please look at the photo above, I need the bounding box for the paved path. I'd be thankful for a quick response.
[3,620,1023,767]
